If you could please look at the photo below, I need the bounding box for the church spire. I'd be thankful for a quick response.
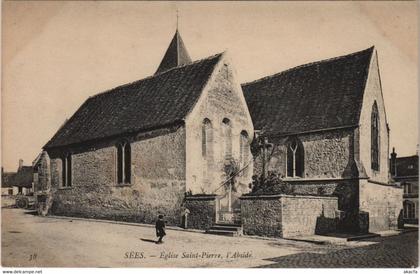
[176,8,179,31]
[155,30,192,75]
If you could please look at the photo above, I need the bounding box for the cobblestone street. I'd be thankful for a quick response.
[260,232,418,268]
[2,208,418,268]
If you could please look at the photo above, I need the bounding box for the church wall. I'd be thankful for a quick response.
[254,128,356,179]
[358,51,390,184]
[185,55,254,198]
[359,179,403,231]
[49,126,186,225]
[252,128,361,231]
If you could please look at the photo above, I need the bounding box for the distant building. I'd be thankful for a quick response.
[391,149,418,224]
[1,168,15,195]
[1,160,34,195]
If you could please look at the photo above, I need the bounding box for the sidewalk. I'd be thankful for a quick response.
[46,213,418,245]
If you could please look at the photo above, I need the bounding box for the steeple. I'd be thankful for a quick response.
[155,30,192,75]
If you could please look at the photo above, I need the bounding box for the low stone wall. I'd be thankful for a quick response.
[359,179,403,232]
[285,179,359,232]
[240,194,338,238]
[184,195,217,230]
[240,195,283,237]
[280,195,338,237]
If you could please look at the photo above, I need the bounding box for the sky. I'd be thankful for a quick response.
[2,1,418,171]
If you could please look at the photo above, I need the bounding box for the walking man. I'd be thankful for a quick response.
[155,214,166,244]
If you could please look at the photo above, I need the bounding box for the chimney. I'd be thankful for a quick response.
[390,147,397,177]
[18,159,24,170]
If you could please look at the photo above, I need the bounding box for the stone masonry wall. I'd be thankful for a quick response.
[287,180,359,231]
[359,179,403,232]
[254,128,356,179]
[36,151,51,192]
[240,194,338,238]
[184,195,217,230]
[49,126,186,226]
[240,195,283,237]
[358,51,390,184]
[185,53,254,199]
[280,195,338,237]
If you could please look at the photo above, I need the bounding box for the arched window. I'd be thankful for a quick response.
[222,118,232,160]
[371,102,380,171]
[286,138,304,178]
[202,119,213,183]
[62,154,72,187]
[240,131,249,169]
[202,119,213,159]
[117,142,131,184]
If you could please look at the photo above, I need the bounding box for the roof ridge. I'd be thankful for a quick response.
[242,46,375,87]
[90,52,224,100]
[153,52,223,77]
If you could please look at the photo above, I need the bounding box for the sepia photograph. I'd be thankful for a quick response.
[1,1,418,271]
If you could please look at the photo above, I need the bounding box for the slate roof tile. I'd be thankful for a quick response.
[242,47,374,136]
[45,53,223,149]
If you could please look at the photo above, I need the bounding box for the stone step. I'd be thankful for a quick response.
[214,223,242,227]
[207,223,243,236]
[206,229,239,237]
[210,225,241,232]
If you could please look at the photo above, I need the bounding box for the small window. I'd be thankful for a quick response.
[286,137,304,178]
[117,142,131,184]
[202,118,214,184]
[404,201,415,219]
[202,119,213,158]
[62,154,72,187]
[404,183,413,194]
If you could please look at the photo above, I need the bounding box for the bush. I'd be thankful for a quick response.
[247,171,294,195]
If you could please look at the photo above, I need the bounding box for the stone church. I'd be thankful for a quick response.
[36,30,402,235]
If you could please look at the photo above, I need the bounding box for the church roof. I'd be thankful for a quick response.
[44,53,223,149]
[242,47,374,136]
[155,30,192,75]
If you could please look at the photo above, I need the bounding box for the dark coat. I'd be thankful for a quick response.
[155,219,166,237]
